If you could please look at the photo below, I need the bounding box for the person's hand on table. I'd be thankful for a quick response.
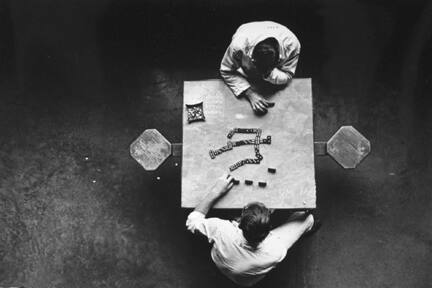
[210,173,235,198]
[243,88,275,115]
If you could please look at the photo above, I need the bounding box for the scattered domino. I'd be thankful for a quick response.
[233,179,240,185]
[245,179,253,185]
[268,168,276,173]
[258,182,267,187]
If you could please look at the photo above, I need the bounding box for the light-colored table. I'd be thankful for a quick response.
[181,79,315,209]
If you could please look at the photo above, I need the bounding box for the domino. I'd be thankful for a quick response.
[258,182,267,187]
[237,128,258,133]
[268,168,276,173]
[209,150,215,159]
[227,130,235,139]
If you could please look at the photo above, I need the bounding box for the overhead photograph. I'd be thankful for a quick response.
[0,0,431,287]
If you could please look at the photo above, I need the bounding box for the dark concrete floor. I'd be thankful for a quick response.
[0,0,431,287]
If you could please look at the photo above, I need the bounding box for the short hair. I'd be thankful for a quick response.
[252,37,279,72]
[239,202,271,248]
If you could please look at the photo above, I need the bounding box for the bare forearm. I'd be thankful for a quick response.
[194,191,222,216]
[194,174,234,216]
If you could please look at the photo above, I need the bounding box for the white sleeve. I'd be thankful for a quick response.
[264,38,300,85]
[186,211,226,243]
[219,41,251,97]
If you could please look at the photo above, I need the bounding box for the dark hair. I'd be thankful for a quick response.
[252,37,279,73]
[239,202,271,248]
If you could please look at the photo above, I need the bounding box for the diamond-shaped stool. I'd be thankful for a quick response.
[130,129,172,171]
[318,126,371,168]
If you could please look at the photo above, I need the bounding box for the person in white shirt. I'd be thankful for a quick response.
[220,21,301,114]
[186,174,319,287]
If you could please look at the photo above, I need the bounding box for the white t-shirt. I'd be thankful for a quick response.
[186,211,288,287]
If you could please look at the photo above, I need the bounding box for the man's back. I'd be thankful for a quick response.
[186,175,316,286]
[232,21,298,50]
[187,211,287,286]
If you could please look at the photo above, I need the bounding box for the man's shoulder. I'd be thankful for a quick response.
[187,211,232,228]
[230,33,248,51]
[202,215,240,230]
[217,219,241,231]
[212,219,243,239]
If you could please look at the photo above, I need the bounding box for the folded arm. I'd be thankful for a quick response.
[263,53,299,85]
